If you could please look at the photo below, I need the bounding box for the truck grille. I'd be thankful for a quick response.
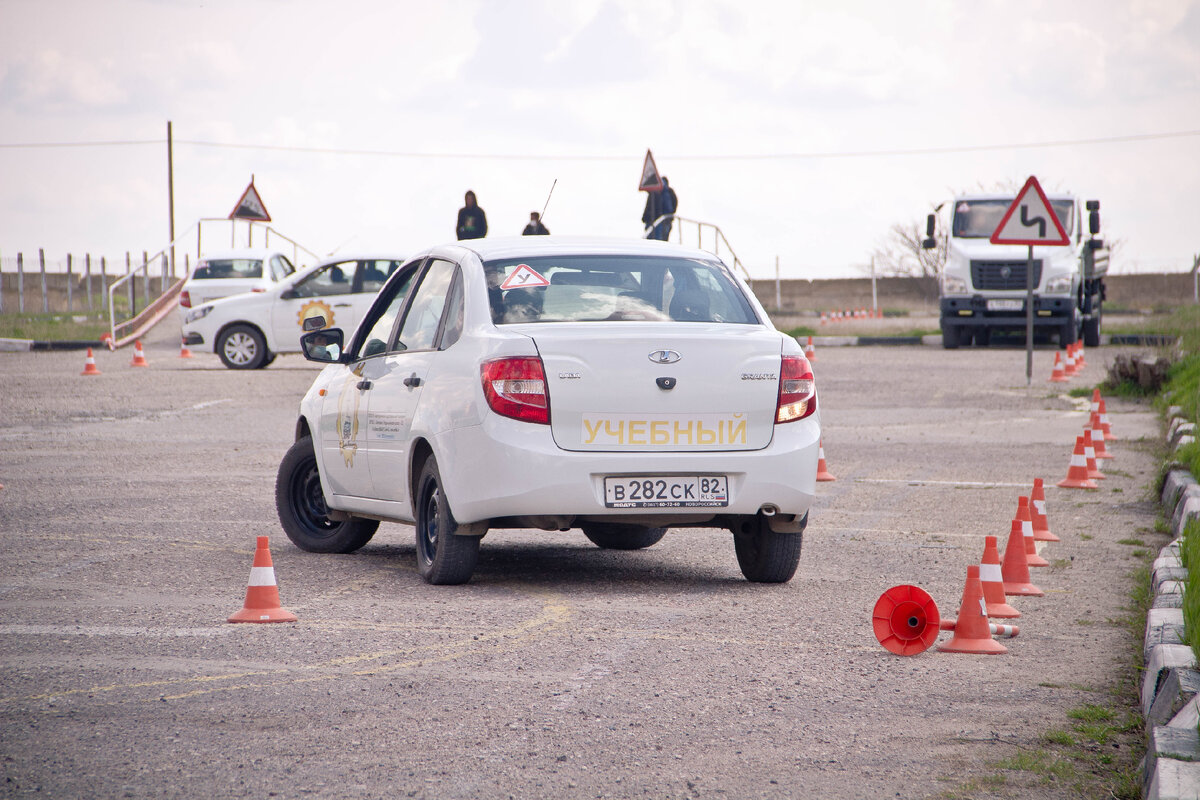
[970,260,1042,291]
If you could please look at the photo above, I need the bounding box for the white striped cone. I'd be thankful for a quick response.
[816,440,836,482]
[1084,440,1105,480]
[81,348,102,376]
[1063,346,1077,376]
[229,536,298,623]
[1018,496,1049,567]
[989,623,1019,638]
[1058,435,1099,489]
[130,340,149,368]
[1088,414,1112,460]
[980,535,1020,618]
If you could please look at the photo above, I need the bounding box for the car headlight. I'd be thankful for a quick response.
[184,306,214,324]
[1044,275,1073,294]
[942,276,968,294]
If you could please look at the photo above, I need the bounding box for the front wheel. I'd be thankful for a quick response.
[217,324,269,369]
[415,455,485,585]
[1082,312,1101,348]
[941,325,960,350]
[581,524,667,550]
[276,435,378,553]
[732,514,803,583]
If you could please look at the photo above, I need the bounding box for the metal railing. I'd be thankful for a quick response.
[644,215,751,283]
[105,218,320,347]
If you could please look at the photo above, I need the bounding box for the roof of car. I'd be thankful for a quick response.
[443,236,721,262]
[197,248,288,261]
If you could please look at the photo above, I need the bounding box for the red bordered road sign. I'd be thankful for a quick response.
[990,175,1069,246]
[638,149,662,193]
[229,179,271,222]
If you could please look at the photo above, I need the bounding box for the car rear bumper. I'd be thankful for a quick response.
[431,414,821,524]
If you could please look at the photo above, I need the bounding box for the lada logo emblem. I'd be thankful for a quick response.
[648,349,681,364]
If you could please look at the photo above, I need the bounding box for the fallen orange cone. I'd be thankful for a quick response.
[937,564,1007,655]
[872,584,941,656]
[81,347,102,376]
[228,536,298,623]
[1057,435,1099,489]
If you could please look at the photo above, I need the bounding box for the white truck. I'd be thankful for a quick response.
[923,193,1107,349]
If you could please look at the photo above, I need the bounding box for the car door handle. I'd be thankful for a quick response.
[333,303,351,307]
[403,373,422,388]
[356,380,373,391]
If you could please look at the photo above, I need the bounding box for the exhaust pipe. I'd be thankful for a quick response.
[760,504,779,517]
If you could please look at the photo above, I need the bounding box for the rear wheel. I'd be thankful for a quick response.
[941,325,960,350]
[217,324,268,369]
[732,514,803,583]
[276,435,378,553]
[415,455,485,585]
[581,524,667,550]
[1082,311,1101,347]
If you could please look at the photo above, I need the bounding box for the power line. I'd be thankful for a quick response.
[1,129,1198,159]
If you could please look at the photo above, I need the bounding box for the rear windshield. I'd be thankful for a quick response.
[191,258,264,280]
[483,255,759,325]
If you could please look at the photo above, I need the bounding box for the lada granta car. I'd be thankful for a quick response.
[275,237,820,585]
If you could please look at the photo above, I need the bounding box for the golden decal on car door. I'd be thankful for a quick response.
[336,363,366,467]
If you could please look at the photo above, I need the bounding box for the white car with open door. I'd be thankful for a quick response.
[181,255,403,369]
[276,237,820,584]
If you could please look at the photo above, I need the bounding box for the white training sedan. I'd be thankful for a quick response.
[275,237,820,585]
[181,255,404,369]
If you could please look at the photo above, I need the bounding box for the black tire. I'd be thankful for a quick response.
[974,327,991,347]
[1082,313,1101,348]
[415,455,484,585]
[941,325,960,350]
[581,523,667,550]
[217,324,268,370]
[276,435,378,553]
[732,514,803,583]
[259,352,277,369]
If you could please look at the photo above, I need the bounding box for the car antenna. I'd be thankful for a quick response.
[539,179,557,223]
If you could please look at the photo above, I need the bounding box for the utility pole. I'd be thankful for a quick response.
[167,121,176,277]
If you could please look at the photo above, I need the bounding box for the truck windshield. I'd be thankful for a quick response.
[952,199,1074,238]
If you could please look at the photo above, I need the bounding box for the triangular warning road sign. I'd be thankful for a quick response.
[990,176,1070,246]
[500,264,550,290]
[638,149,662,193]
[229,179,271,222]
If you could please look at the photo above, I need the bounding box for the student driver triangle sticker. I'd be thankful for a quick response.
[500,264,550,290]
[990,175,1070,246]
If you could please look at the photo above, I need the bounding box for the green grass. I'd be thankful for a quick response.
[783,326,817,338]
[0,310,112,341]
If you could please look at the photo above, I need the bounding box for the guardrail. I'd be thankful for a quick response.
[644,215,751,283]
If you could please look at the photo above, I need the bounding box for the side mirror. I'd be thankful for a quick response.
[300,328,344,363]
[925,214,936,237]
[280,288,298,300]
[302,314,328,332]
[1088,210,1100,236]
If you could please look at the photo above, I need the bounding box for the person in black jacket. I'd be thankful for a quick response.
[456,191,488,240]
[641,177,677,240]
[522,211,550,235]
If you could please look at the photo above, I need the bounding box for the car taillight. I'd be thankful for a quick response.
[480,356,550,425]
[776,354,816,423]
[180,290,191,308]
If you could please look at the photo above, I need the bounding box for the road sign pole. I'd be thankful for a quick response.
[1026,244,1034,387]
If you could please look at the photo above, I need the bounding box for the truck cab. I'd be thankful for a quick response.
[925,194,1107,349]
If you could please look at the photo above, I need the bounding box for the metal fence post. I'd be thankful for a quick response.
[18,252,24,313]
[142,251,150,308]
[101,256,108,315]
[39,248,48,313]
[67,253,73,312]
[85,254,93,312]
[126,252,134,317]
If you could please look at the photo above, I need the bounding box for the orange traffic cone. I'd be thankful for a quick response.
[1075,342,1086,368]
[1083,436,1106,480]
[179,337,194,359]
[1048,352,1068,383]
[228,536,298,623]
[816,440,836,482]
[872,584,941,656]
[1057,435,1099,489]
[805,336,817,362]
[130,340,149,368]
[1001,518,1044,596]
[80,347,102,376]
[1063,345,1078,376]
[1098,397,1116,441]
[1030,478,1059,542]
[937,565,1007,654]
[980,535,1020,618]
[1089,387,1101,416]
[1087,412,1112,459]
[1017,496,1049,567]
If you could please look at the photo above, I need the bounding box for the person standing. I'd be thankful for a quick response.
[641,176,678,241]
[522,211,550,235]
[456,191,488,240]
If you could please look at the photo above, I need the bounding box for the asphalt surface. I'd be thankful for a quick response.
[0,324,1162,799]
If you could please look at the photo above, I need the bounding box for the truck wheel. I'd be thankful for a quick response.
[217,324,268,370]
[1082,314,1101,348]
[732,514,802,583]
[941,325,960,350]
[974,328,991,347]
[415,455,485,585]
[276,435,378,553]
[581,524,666,550]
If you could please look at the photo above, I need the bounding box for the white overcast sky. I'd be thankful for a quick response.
[1,0,1198,279]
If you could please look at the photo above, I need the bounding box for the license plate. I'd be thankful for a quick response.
[603,475,729,508]
[987,299,1024,311]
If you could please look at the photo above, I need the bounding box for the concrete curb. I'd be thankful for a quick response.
[0,337,105,352]
[1143,413,1200,799]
